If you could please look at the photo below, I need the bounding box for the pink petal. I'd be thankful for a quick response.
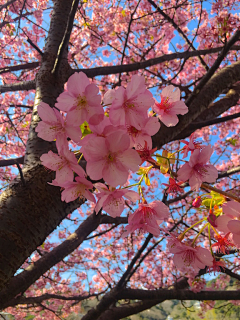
[203,165,218,183]
[107,131,130,153]
[198,145,213,164]
[123,190,140,202]
[65,125,82,144]
[95,194,109,214]
[36,122,57,141]
[144,117,160,136]
[38,102,57,122]
[56,92,76,111]
[215,215,232,233]
[126,75,146,99]
[83,137,107,161]
[223,201,240,218]
[189,174,202,191]
[103,89,116,105]
[171,100,188,115]
[227,220,240,235]
[177,163,192,181]
[67,72,89,96]
[189,149,201,167]
[102,162,128,187]
[119,149,141,172]
[162,85,180,102]
[86,160,105,180]
[159,113,179,127]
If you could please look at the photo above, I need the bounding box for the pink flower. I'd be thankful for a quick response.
[82,130,141,187]
[181,134,203,158]
[109,75,154,130]
[168,240,213,272]
[60,176,95,203]
[127,117,160,149]
[94,183,140,217]
[153,85,188,127]
[122,200,169,237]
[216,201,240,247]
[177,146,218,191]
[211,233,234,254]
[162,178,184,194]
[36,102,82,151]
[136,141,157,165]
[208,258,225,274]
[56,72,104,125]
[40,149,85,184]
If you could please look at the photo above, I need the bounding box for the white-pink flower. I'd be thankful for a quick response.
[109,75,154,130]
[61,176,95,203]
[168,239,213,272]
[153,85,188,127]
[94,183,140,217]
[82,130,141,187]
[122,200,169,237]
[40,149,85,184]
[56,72,104,125]
[177,145,218,191]
[36,102,82,151]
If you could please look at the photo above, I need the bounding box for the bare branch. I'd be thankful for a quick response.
[73,46,240,78]
[0,62,40,75]
[0,80,35,93]
[0,156,24,168]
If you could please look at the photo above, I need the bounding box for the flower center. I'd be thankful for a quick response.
[183,250,195,266]
[193,163,208,177]
[106,152,116,163]
[124,101,135,110]
[127,126,139,138]
[156,96,171,112]
[76,95,87,109]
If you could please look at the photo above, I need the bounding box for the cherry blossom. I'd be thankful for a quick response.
[56,72,104,125]
[123,200,169,237]
[216,201,240,247]
[177,146,218,190]
[60,176,95,203]
[36,102,82,150]
[127,117,160,149]
[109,75,154,129]
[168,240,213,272]
[94,183,140,217]
[211,233,234,254]
[81,130,141,187]
[181,134,203,158]
[40,149,85,183]
[153,85,188,127]
[162,178,184,194]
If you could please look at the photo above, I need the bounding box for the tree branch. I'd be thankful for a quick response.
[72,46,240,78]
[0,80,36,93]
[0,156,24,168]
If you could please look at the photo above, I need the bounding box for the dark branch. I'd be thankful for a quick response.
[72,46,240,78]
[0,80,36,93]
[0,156,24,168]
[0,62,39,75]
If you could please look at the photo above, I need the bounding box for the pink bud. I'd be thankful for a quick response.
[192,197,201,208]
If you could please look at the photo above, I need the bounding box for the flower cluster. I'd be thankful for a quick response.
[37,72,228,274]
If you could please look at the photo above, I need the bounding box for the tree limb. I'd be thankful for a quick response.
[72,46,240,78]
